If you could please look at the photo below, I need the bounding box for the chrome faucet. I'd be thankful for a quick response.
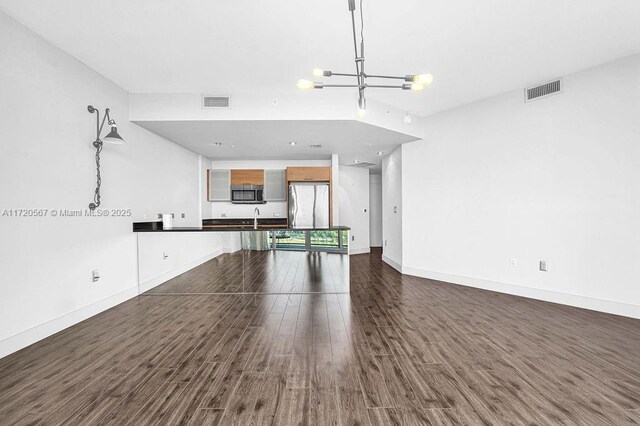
[253,207,260,229]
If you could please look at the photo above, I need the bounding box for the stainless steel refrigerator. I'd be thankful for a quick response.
[288,183,330,228]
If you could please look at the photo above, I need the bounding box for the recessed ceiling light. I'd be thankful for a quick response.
[377,152,384,156]
[289,142,297,146]
[404,113,412,125]
[354,160,360,164]
[231,144,236,148]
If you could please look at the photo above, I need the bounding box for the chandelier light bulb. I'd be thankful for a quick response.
[297,79,315,90]
[357,108,367,117]
[413,73,434,86]
[312,68,325,77]
[411,82,424,91]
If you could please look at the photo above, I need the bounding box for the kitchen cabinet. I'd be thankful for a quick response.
[286,166,331,182]
[207,169,230,201]
[264,169,286,201]
[230,169,264,186]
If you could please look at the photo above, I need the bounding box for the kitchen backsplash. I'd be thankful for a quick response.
[209,201,287,219]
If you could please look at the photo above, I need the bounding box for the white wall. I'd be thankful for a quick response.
[401,54,640,318]
[0,12,225,357]
[338,166,370,254]
[381,147,403,270]
[206,159,331,219]
[369,174,383,247]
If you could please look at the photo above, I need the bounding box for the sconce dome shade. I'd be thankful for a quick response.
[103,126,125,144]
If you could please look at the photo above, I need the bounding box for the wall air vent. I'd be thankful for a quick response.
[351,162,376,168]
[525,79,562,103]
[308,144,323,149]
[202,95,230,108]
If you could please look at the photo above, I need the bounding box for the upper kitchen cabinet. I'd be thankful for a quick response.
[230,169,264,186]
[286,167,331,182]
[264,169,286,201]
[207,169,231,201]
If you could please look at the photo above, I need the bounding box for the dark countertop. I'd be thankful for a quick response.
[203,218,287,226]
[133,220,349,233]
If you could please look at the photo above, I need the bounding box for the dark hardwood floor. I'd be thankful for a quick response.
[1,248,639,425]
[147,250,349,294]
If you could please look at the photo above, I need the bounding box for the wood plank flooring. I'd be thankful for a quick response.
[1,248,639,424]
[147,250,349,294]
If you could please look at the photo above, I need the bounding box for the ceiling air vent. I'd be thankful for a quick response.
[202,95,230,108]
[525,79,562,103]
[351,162,376,168]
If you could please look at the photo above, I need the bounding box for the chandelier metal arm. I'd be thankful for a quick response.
[365,74,408,81]
[323,84,362,88]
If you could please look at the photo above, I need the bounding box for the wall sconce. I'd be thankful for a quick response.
[87,105,125,210]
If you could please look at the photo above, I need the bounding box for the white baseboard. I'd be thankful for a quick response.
[0,248,230,360]
[382,254,403,273]
[139,248,224,293]
[350,247,371,255]
[223,247,241,254]
[402,266,640,319]
[0,286,139,359]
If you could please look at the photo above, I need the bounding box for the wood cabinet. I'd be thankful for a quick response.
[230,169,264,186]
[207,169,230,201]
[286,166,331,182]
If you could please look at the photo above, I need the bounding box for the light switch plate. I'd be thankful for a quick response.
[539,260,548,272]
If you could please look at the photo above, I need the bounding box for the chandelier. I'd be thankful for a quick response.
[297,0,433,115]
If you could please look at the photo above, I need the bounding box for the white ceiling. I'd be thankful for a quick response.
[134,120,419,172]
[2,0,639,117]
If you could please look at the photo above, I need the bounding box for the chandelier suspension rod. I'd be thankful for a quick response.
[349,1,365,104]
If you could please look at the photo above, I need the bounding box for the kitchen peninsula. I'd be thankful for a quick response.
[133,221,351,294]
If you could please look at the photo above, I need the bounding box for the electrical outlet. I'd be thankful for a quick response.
[393,206,398,214]
[352,235,355,241]
[143,213,149,219]
[181,213,185,218]
[92,270,100,282]
[273,212,280,217]
[221,213,227,217]
[539,260,548,272]
[510,258,518,267]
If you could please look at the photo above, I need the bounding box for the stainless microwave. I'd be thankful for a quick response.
[230,185,266,204]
